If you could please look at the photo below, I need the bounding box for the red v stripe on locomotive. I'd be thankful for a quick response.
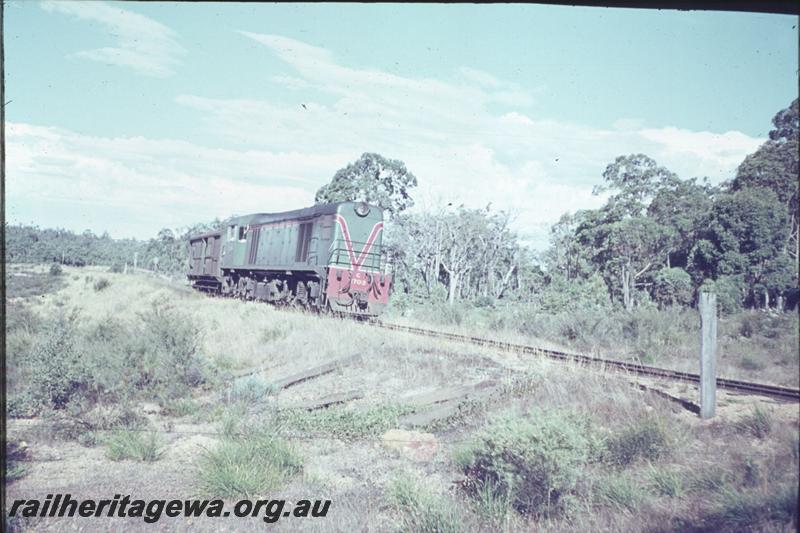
[333,215,384,271]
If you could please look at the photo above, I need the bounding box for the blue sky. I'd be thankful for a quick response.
[5,2,798,249]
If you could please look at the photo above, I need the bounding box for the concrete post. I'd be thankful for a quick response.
[699,292,717,419]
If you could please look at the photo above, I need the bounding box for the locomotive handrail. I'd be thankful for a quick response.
[328,242,385,270]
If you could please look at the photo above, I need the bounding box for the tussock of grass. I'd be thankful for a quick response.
[688,466,731,493]
[593,473,643,512]
[104,430,163,462]
[603,416,671,466]
[648,465,685,497]
[735,406,773,439]
[196,428,301,498]
[696,483,798,531]
[218,404,248,437]
[472,481,515,530]
[161,398,200,418]
[388,476,466,533]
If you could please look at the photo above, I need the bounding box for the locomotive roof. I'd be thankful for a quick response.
[188,201,381,241]
[229,201,381,226]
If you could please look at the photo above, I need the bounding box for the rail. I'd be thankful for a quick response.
[371,321,800,402]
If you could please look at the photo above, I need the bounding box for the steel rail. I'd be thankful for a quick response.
[373,321,800,402]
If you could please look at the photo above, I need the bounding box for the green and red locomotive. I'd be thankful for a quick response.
[187,201,391,317]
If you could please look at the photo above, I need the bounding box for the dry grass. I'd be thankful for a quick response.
[386,302,800,387]
[5,266,799,532]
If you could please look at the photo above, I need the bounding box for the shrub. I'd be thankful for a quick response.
[538,274,611,314]
[699,276,744,315]
[25,311,88,410]
[604,416,671,466]
[16,303,204,421]
[456,410,595,518]
[6,440,31,483]
[135,301,204,400]
[739,354,766,371]
[108,262,124,273]
[104,430,164,462]
[388,476,466,533]
[228,376,276,403]
[738,312,787,340]
[6,302,40,334]
[196,427,301,498]
[93,278,110,292]
[620,306,694,363]
[49,263,63,276]
[653,267,693,307]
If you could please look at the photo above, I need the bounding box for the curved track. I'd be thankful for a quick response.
[372,321,800,402]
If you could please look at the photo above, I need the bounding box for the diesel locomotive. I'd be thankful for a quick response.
[187,201,391,317]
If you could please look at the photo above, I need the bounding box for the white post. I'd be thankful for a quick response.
[699,292,717,419]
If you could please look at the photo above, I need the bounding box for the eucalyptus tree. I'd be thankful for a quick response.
[314,153,418,217]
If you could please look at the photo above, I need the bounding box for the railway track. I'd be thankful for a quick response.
[372,321,800,402]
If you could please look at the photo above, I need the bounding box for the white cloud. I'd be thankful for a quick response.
[173,33,764,249]
[7,32,765,250]
[5,122,344,238]
[41,1,185,77]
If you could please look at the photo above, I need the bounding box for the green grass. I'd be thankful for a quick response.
[388,475,466,533]
[196,427,301,498]
[277,404,414,441]
[696,483,798,531]
[688,466,732,493]
[603,416,671,466]
[648,465,685,498]
[6,269,65,298]
[104,430,164,462]
[471,481,515,530]
[593,473,643,512]
[6,462,30,483]
[161,398,200,418]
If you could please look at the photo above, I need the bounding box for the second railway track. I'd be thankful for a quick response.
[372,321,800,403]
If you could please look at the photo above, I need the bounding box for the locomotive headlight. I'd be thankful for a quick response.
[354,202,370,217]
